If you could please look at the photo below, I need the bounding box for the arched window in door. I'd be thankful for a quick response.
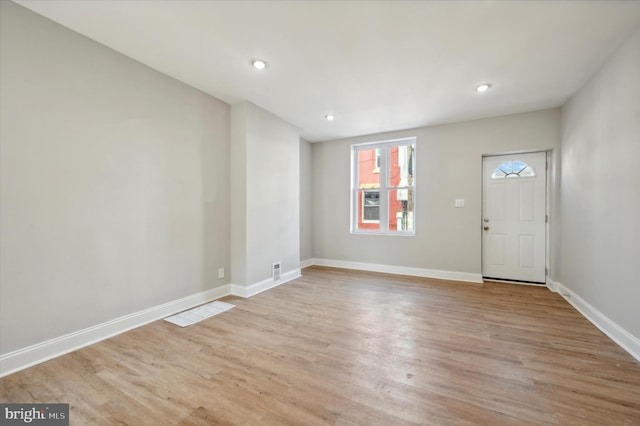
[491,160,535,179]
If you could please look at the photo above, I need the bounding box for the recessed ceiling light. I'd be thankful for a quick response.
[325,114,335,121]
[251,59,267,70]
[476,83,492,93]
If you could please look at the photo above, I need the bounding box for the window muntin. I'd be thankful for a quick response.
[352,138,416,235]
[491,161,535,179]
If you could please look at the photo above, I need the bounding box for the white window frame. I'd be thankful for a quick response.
[351,137,416,235]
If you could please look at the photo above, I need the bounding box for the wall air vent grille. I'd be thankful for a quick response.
[272,262,281,281]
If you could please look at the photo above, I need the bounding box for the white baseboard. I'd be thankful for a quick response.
[547,279,640,362]
[0,285,232,378]
[546,277,560,293]
[310,258,483,284]
[300,258,314,269]
[231,268,301,298]
[1,266,305,378]
[13,268,636,379]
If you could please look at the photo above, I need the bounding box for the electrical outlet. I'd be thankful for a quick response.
[218,268,224,279]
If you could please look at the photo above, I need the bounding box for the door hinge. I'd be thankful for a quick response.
[545,214,548,223]
[545,267,548,276]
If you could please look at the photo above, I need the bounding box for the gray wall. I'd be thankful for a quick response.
[0,2,231,353]
[312,109,561,274]
[230,103,248,286]
[231,102,300,285]
[560,26,640,338]
[300,138,313,262]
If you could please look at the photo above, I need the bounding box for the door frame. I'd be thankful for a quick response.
[480,149,552,285]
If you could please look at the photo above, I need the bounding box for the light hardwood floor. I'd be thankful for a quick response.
[2,266,640,425]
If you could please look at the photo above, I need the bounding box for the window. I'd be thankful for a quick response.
[351,137,416,234]
[362,190,380,222]
[491,161,535,179]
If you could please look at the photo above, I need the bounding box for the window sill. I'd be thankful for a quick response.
[351,231,415,237]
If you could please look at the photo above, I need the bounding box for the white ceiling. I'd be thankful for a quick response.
[14,0,640,142]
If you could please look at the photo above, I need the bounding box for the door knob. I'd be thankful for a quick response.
[483,226,490,231]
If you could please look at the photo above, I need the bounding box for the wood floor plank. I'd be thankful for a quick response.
[2,266,639,425]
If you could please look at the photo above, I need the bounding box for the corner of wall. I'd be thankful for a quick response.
[231,267,301,298]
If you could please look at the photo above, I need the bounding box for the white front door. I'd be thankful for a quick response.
[482,152,547,283]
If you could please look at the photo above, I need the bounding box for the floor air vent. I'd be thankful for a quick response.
[164,301,235,327]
